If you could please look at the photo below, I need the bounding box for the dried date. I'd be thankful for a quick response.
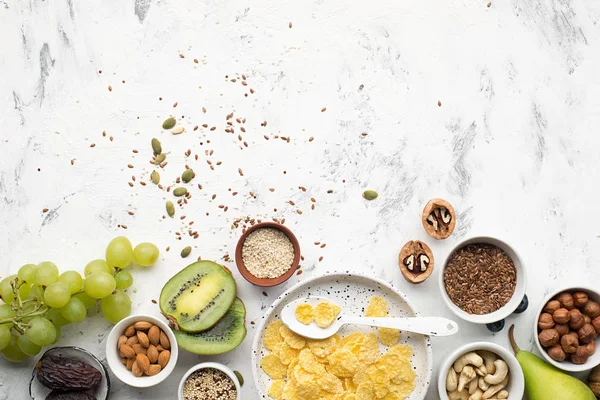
[36,355,102,392]
[46,392,97,400]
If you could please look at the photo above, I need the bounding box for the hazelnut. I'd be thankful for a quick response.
[585,340,597,357]
[573,291,589,308]
[584,315,592,325]
[578,324,598,344]
[560,333,579,354]
[539,329,560,347]
[554,323,570,336]
[557,292,575,310]
[538,313,555,330]
[547,344,566,361]
[553,308,571,324]
[544,300,561,314]
[569,309,585,330]
[571,346,590,365]
[592,316,600,334]
[583,301,600,318]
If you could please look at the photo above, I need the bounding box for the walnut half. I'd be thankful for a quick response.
[422,198,456,240]
[399,240,434,284]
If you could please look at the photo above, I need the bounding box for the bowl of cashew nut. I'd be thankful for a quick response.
[438,342,524,400]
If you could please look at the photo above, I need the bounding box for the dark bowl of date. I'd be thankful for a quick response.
[534,286,600,372]
[438,236,527,325]
[235,222,301,287]
[29,346,110,399]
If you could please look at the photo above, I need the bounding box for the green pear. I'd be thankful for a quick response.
[509,324,596,400]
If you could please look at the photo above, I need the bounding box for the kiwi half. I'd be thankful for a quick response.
[174,297,247,355]
[160,261,236,332]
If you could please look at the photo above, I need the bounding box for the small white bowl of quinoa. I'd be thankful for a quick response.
[178,362,241,400]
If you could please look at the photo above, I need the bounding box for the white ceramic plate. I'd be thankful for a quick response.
[252,272,433,399]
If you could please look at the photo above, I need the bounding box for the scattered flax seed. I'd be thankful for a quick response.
[193,126,198,131]
[438,100,442,107]
[487,1,491,6]
[361,132,368,137]
[311,197,316,203]
[297,270,303,275]
[289,22,293,28]
[269,188,275,192]
[202,107,207,113]
[127,164,134,169]
[297,210,303,214]
[212,194,217,200]
[299,186,307,192]
[108,85,112,91]
[321,107,327,112]
[311,204,315,210]
[238,168,244,176]
[240,127,246,132]
[264,135,269,140]
[166,246,170,252]
[102,131,107,137]
[232,192,238,196]
[193,59,198,63]
[327,190,333,194]
[242,81,248,86]
[321,243,326,248]
[309,136,314,142]
[42,208,49,213]
[359,84,364,90]
[128,182,134,187]
[90,143,96,148]
[70,159,75,165]
[132,149,138,153]
[179,54,185,58]
[216,161,222,165]
[151,299,157,304]
[210,126,216,131]
[319,256,324,262]
[314,242,321,245]
[128,211,135,215]
[121,225,128,229]
[288,200,295,206]
[250,88,255,94]
[173,102,178,108]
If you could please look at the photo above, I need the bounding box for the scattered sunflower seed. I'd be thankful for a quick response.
[173,187,188,197]
[181,168,195,183]
[181,246,192,258]
[150,170,160,184]
[362,190,378,200]
[162,117,176,130]
[171,126,185,135]
[166,201,175,217]
[151,138,162,155]
[154,153,166,164]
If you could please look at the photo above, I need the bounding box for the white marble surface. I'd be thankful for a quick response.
[1,0,600,398]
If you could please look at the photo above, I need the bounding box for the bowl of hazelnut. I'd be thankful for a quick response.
[535,287,600,372]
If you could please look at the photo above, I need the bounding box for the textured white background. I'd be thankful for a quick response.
[1,0,600,398]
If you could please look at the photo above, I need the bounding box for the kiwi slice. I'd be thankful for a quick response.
[174,298,247,355]
[160,261,236,332]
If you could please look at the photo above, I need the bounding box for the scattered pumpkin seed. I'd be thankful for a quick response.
[154,153,166,165]
[173,187,188,197]
[150,170,160,184]
[171,126,185,135]
[233,370,244,386]
[181,168,195,183]
[166,201,175,217]
[162,117,176,130]
[180,246,192,258]
[151,138,162,155]
[362,190,378,200]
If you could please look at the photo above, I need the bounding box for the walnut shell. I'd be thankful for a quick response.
[398,240,434,284]
[421,198,456,240]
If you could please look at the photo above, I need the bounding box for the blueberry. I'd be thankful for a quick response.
[486,319,505,333]
[513,294,529,314]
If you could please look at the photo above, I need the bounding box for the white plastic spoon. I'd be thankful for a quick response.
[281,296,459,340]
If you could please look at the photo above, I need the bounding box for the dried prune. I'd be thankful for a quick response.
[46,392,96,400]
[36,355,101,392]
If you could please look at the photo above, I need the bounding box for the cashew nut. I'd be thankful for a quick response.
[448,390,469,400]
[495,390,508,399]
[477,350,497,375]
[458,365,477,392]
[446,368,458,392]
[469,388,484,400]
[484,360,508,385]
[475,364,488,377]
[468,376,479,394]
[483,377,508,399]
[453,352,484,373]
[478,377,490,391]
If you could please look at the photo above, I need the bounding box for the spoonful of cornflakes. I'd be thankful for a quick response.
[281,296,459,340]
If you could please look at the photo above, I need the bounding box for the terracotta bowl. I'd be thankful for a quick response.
[235,222,300,287]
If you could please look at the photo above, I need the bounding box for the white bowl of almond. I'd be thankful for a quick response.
[106,314,178,388]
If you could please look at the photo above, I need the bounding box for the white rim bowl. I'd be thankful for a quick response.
[105,314,178,388]
[178,362,241,400]
[437,342,525,399]
[534,286,600,372]
[439,236,527,324]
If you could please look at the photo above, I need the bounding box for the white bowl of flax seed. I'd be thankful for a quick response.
[178,362,241,400]
[439,236,527,325]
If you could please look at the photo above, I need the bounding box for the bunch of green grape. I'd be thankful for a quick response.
[0,237,159,362]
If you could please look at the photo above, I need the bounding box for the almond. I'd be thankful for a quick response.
[148,326,160,346]
[134,321,153,331]
[147,345,159,363]
[136,353,150,372]
[156,345,165,352]
[132,360,143,377]
[132,344,147,355]
[119,344,135,359]
[126,357,135,371]
[121,357,127,366]
[159,331,170,350]
[118,335,127,349]
[126,336,139,347]
[158,350,170,369]
[146,364,162,376]
[137,331,150,348]
[124,324,136,337]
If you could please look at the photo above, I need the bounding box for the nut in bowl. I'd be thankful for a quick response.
[178,362,241,400]
[535,286,600,372]
[439,237,527,325]
[438,342,525,400]
[106,314,178,387]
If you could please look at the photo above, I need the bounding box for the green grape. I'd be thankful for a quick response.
[1,335,28,362]
[58,270,83,294]
[60,298,86,322]
[52,325,62,344]
[84,259,113,276]
[0,304,15,322]
[44,282,71,308]
[133,242,160,267]
[0,275,17,304]
[74,293,97,309]
[84,272,116,299]
[18,283,32,300]
[106,236,133,269]
[101,290,132,324]
[35,262,59,286]
[17,264,37,283]
[27,285,45,302]
[0,325,11,350]
[46,308,70,327]
[114,270,133,289]
[26,317,56,346]
[17,335,41,356]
